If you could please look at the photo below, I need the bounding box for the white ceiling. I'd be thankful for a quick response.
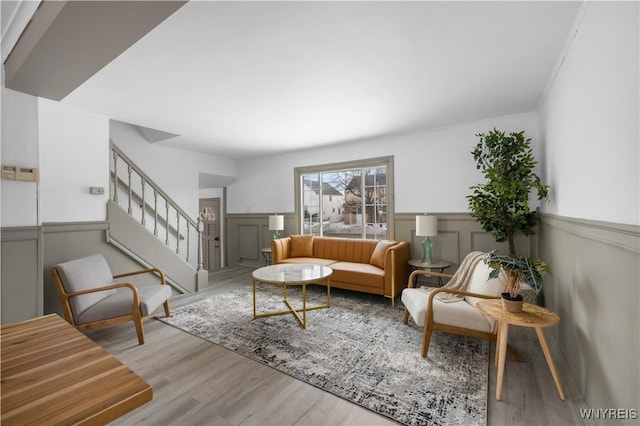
[61,1,583,160]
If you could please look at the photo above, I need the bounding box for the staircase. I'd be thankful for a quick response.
[107,143,207,294]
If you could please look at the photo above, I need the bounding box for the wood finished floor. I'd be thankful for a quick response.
[85,265,588,426]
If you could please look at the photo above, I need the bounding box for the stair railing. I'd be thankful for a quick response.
[110,143,204,270]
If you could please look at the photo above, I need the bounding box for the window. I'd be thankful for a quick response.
[294,156,394,240]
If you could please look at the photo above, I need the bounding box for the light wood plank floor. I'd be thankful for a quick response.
[85,265,589,426]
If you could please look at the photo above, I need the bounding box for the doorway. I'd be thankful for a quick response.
[199,198,221,271]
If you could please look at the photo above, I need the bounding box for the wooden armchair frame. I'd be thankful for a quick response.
[402,269,524,361]
[52,266,170,345]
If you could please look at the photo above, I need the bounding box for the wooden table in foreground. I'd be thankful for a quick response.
[477,299,566,401]
[1,314,152,425]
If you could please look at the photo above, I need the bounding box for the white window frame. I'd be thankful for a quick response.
[294,156,395,240]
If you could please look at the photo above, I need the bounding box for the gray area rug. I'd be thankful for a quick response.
[157,285,488,426]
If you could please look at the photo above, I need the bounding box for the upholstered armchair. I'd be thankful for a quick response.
[52,254,171,345]
[401,253,523,361]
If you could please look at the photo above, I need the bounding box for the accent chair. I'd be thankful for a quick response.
[401,252,523,361]
[52,254,171,345]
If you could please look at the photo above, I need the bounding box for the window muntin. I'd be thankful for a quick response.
[295,157,393,240]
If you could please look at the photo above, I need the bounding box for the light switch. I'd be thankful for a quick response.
[90,186,105,195]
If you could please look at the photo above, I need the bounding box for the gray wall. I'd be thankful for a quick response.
[539,214,640,412]
[1,226,43,323]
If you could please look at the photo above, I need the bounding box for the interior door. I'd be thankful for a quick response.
[199,198,221,271]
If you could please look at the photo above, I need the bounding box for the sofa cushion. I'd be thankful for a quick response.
[279,257,337,266]
[329,261,384,288]
[290,235,314,257]
[401,287,493,332]
[76,284,171,324]
[370,240,396,268]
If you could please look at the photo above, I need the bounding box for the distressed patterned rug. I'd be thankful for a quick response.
[157,285,488,426]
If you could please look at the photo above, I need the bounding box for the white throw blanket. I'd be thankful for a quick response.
[420,251,485,303]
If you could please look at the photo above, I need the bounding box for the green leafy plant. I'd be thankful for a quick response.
[484,250,551,298]
[467,129,549,257]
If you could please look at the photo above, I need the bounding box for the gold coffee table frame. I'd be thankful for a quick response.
[252,263,332,329]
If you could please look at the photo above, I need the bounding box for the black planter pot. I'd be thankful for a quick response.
[501,292,523,302]
[501,293,523,313]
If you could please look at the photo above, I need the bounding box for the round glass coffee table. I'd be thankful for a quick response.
[252,263,332,329]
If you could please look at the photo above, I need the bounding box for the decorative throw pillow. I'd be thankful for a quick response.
[370,240,396,268]
[290,235,314,257]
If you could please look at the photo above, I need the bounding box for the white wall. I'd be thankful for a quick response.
[110,120,238,219]
[1,87,40,226]
[1,2,41,227]
[228,112,540,215]
[2,98,237,226]
[38,99,110,222]
[538,1,639,226]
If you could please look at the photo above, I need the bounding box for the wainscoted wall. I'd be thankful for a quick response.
[539,214,639,412]
[225,212,535,270]
[394,213,535,268]
[1,226,43,324]
[226,214,297,266]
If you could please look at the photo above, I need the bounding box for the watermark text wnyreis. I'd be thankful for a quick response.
[580,408,638,420]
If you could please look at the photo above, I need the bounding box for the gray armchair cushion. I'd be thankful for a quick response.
[54,254,116,317]
[76,284,172,324]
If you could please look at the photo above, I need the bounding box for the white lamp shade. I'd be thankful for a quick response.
[269,214,284,231]
[416,215,438,237]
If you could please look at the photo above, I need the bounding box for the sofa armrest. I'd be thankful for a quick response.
[271,237,291,264]
[384,241,410,298]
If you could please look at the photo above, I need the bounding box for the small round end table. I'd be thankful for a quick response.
[477,299,566,401]
[407,259,450,286]
[260,247,272,265]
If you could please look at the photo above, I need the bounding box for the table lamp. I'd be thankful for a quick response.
[416,214,438,264]
[269,214,284,239]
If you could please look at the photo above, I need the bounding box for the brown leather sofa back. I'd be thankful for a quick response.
[312,237,378,263]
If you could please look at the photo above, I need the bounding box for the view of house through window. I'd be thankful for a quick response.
[296,157,392,240]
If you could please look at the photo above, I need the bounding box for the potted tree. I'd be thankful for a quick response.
[484,250,551,312]
[467,129,549,257]
[467,128,551,310]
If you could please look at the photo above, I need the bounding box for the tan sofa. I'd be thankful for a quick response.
[271,235,410,303]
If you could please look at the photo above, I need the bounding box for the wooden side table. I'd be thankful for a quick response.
[477,299,565,401]
[407,259,450,286]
